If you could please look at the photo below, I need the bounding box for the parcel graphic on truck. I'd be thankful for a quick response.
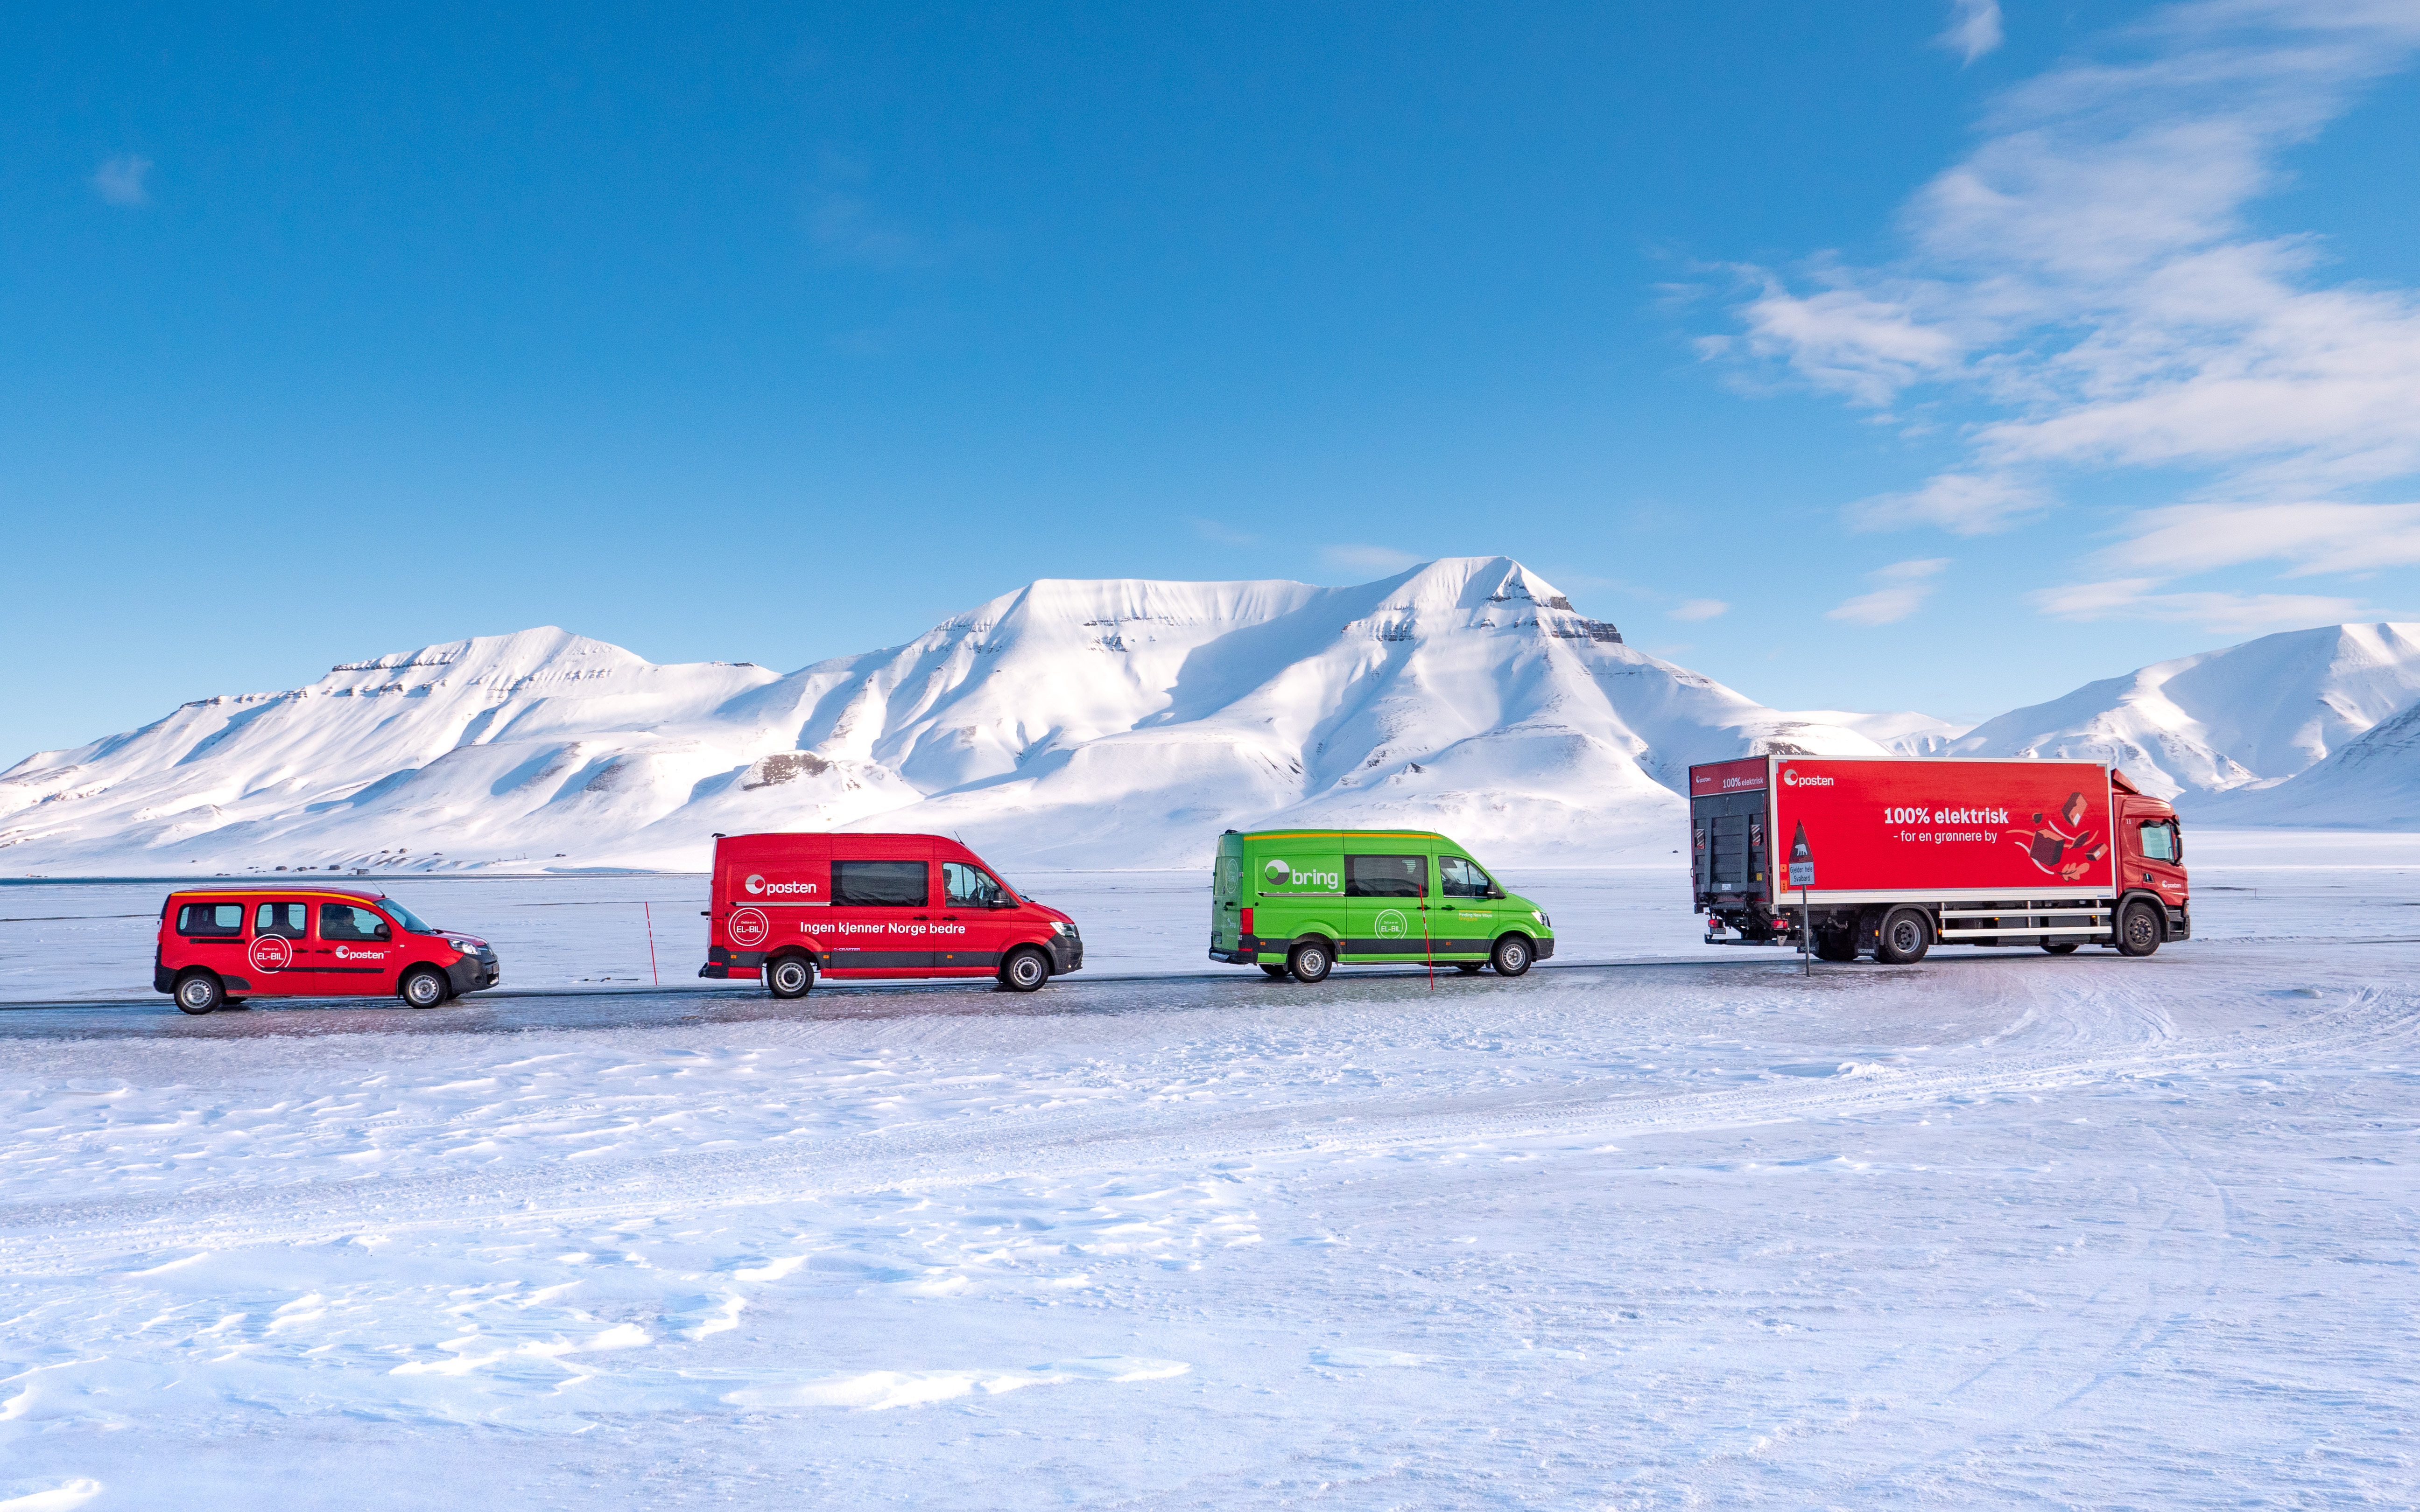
[1690,756,2188,962]
[1208,827,1554,982]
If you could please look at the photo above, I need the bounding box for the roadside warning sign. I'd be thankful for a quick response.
[1787,823,1815,889]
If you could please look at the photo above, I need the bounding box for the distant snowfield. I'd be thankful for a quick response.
[0,836,2414,1505]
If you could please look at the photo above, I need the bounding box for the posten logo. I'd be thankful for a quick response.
[745,873,819,897]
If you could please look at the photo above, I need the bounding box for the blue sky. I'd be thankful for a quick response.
[8,0,2420,759]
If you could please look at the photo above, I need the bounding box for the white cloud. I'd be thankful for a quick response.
[1189,516,1260,548]
[1828,558,1950,625]
[91,154,151,206]
[1938,0,2004,65]
[1670,598,1729,621]
[2098,500,2420,577]
[1848,472,2049,534]
[1718,3,2420,528]
[2029,578,2366,634]
[1320,544,1421,575]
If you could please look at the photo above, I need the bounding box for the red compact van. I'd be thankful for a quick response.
[155,885,501,1014]
[699,833,1082,995]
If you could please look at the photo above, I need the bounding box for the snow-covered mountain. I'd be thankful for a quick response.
[0,558,1913,875]
[1949,624,2420,805]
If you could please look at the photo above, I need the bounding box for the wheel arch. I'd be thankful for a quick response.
[2117,887,2171,939]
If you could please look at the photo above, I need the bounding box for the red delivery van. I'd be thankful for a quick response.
[698,832,1082,996]
[155,885,500,1014]
[1688,756,2188,963]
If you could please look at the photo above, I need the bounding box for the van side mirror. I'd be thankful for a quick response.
[1488,885,1506,899]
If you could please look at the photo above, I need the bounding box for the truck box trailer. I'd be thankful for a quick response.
[1688,756,2189,963]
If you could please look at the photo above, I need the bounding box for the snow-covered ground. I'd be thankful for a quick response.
[1,833,2416,1505]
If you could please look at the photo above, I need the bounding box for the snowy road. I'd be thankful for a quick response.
[1,839,2416,1506]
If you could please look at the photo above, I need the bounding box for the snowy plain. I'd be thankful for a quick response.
[0,832,2415,1506]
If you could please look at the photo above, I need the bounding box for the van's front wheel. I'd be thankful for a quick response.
[399,966,450,1008]
[1491,935,1533,977]
[173,971,223,1015]
[1000,947,1051,992]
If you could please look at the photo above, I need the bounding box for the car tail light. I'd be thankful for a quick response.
[1240,907,1254,934]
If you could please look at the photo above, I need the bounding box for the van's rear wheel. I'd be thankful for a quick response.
[2041,941,2080,955]
[399,966,449,1008]
[173,971,223,1015]
[1875,907,1932,965]
[766,955,815,998]
[1287,939,1332,983]
[1490,935,1533,977]
[1259,963,1290,980]
[2117,901,2162,957]
[1000,947,1051,992]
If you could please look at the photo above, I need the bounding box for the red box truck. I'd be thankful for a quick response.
[698,832,1082,996]
[1688,756,2188,962]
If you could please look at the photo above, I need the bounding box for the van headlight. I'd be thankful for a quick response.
[1051,920,1076,937]
[1532,910,1550,927]
[447,936,479,953]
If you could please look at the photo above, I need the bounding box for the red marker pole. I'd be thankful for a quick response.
[644,902,661,987]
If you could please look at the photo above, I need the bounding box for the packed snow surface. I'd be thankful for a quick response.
[0,832,2414,1506]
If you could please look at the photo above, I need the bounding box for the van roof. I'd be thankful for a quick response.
[168,884,386,903]
[1235,829,1452,843]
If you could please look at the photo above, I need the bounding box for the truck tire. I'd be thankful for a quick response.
[173,971,223,1015]
[2041,942,2080,955]
[766,954,815,998]
[400,966,450,1008]
[1259,963,1291,980]
[1490,935,1533,977]
[1000,947,1051,992]
[1875,906,1932,965]
[1287,939,1332,983]
[2116,900,2162,957]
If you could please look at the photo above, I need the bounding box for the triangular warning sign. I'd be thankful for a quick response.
[1789,822,1811,865]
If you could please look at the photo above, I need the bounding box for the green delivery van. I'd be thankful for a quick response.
[1208,828,1556,982]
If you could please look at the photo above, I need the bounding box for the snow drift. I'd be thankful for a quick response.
[0,558,1913,875]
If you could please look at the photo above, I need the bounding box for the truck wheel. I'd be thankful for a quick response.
[1000,947,1051,992]
[1259,963,1290,980]
[2117,901,2162,957]
[399,966,450,1008]
[766,955,815,998]
[1875,907,1932,965]
[1490,935,1532,977]
[173,971,223,1015]
[1287,939,1332,983]
[2041,942,2080,956]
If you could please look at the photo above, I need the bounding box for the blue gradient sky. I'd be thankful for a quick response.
[8,1,2420,758]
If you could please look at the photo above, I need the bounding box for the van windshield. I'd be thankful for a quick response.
[377,897,436,934]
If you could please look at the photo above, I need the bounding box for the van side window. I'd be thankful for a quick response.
[943,861,1006,908]
[2139,821,2175,861]
[834,860,929,907]
[1438,856,1493,898]
[320,903,392,942]
[178,903,245,936]
[1344,855,1427,898]
[254,902,308,938]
